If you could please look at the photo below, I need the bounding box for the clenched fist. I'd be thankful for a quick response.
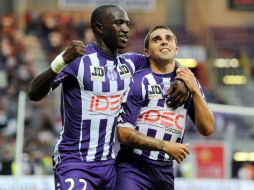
[62,40,86,63]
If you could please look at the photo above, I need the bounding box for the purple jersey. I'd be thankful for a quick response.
[118,67,206,162]
[51,43,147,166]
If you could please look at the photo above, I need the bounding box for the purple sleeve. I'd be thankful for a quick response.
[122,53,149,72]
[51,57,81,90]
[118,78,143,127]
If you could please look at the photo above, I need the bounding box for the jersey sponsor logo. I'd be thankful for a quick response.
[138,110,184,132]
[148,85,162,99]
[118,65,131,79]
[165,126,182,135]
[89,94,123,112]
[90,66,105,81]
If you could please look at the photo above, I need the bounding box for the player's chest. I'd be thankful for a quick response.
[80,63,133,93]
[89,63,131,82]
[144,78,172,107]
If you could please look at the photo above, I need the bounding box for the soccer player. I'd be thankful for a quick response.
[115,26,215,190]
[28,5,188,190]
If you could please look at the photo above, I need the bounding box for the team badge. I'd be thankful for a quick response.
[105,61,118,81]
[107,67,118,81]
[148,85,163,99]
[117,65,131,80]
[90,66,105,82]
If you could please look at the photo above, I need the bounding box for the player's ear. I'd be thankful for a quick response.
[144,48,150,58]
[175,47,178,55]
[95,22,103,33]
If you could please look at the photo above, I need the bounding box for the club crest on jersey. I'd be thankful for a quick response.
[148,85,163,99]
[90,66,105,82]
[107,68,118,81]
[117,65,131,80]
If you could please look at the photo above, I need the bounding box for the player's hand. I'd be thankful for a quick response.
[163,142,190,164]
[175,67,199,93]
[166,79,189,110]
[62,40,85,63]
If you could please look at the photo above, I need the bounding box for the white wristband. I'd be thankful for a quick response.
[51,52,66,73]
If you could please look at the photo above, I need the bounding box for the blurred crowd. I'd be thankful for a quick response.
[0,12,253,177]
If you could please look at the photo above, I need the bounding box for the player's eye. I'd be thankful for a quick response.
[115,20,129,26]
[166,36,173,42]
[152,37,161,43]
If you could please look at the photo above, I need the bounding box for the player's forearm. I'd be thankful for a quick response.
[28,67,57,101]
[192,91,214,136]
[117,126,165,151]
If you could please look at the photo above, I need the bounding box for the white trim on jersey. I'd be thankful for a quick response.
[164,150,170,160]
[101,117,116,160]
[53,129,64,166]
[89,53,103,93]
[86,118,101,161]
[124,58,136,74]
[53,88,66,165]
[148,129,164,160]
[77,55,86,161]
[141,78,146,100]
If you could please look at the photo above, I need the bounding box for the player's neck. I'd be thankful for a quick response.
[150,60,175,74]
[94,40,118,57]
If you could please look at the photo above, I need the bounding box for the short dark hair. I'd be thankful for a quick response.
[144,26,177,48]
[90,4,121,33]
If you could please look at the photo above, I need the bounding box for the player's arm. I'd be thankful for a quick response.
[28,40,85,101]
[175,67,215,136]
[117,126,189,163]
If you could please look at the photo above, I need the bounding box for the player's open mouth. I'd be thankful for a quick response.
[120,35,128,42]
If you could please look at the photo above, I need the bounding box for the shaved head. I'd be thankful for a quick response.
[91,5,125,34]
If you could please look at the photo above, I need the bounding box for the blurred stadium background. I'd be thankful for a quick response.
[0,0,254,189]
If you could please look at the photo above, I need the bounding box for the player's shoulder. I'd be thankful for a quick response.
[132,68,150,81]
[119,53,148,71]
[83,44,97,55]
[79,44,100,62]
[120,52,144,57]
[120,52,146,60]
